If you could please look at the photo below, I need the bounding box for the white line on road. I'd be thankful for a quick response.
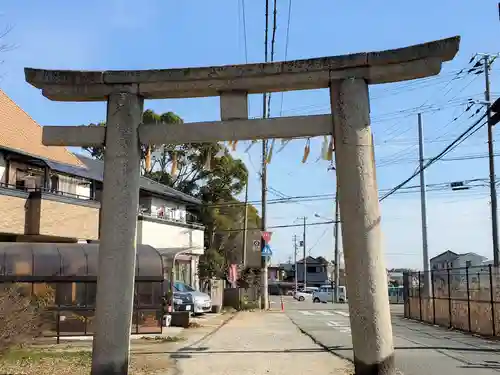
[299,311,315,315]
[334,311,350,317]
[326,321,352,334]
[316,311,335,316]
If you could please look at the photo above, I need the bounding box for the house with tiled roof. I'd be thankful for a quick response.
[0,89,204,287]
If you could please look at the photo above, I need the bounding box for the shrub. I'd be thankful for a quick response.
[0,284,53,353]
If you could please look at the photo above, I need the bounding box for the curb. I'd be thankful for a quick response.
[291,318,405,375]
[169,312,238,375]
[288,316,355,365]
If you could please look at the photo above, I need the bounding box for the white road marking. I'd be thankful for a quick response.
[334,310,350,317]
[316,311,335,316]
[299,311,315,315]
[326,321,352,334]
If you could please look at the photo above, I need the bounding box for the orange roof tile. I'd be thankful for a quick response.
[0,89,82,166]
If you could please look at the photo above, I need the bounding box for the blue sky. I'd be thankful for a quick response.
[1,0,500,269]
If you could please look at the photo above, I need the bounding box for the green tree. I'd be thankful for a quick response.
[82,109,183,165]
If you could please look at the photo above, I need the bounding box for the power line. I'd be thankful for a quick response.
[192,176,494,209]
[380,113,488,201]
[216,220,337,233]
[307,227,330,253]
[278,0,293,117]
[240,0,248,63]
[266,0,278,118]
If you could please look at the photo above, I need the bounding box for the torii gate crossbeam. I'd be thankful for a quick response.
[25,36,460,375]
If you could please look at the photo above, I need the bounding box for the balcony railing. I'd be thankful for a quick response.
[0,182,95,201]
[138,208,203,228]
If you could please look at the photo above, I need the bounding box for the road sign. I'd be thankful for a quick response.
[252,240,260,250]
[261,244,273,257]
[261,231,272,243]
[490,97,500,126]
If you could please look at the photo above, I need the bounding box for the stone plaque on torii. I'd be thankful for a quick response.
[25,36,460,375]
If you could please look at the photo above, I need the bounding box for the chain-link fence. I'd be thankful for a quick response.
[403,265,500,336]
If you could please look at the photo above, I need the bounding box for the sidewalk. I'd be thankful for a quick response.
[174,312,353,375]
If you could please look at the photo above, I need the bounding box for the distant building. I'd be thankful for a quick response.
[268,264,284,281]
[430,250,487,270]
[430,250,488,284]
[387,271,404,286]
[295,256,329,287]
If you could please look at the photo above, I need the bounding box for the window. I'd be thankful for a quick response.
[50,175,59,192]
[15,178,25,190]
[465,260,472,268]
[307,266,317,273]
[174,281,195,292]
[175,261,191,285]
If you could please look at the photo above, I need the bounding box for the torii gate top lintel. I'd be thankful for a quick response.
[25,36,459,102]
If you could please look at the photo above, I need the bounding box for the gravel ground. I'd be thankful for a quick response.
[175,311,353,375]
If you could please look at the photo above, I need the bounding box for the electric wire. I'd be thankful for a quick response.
[379,113,488,201]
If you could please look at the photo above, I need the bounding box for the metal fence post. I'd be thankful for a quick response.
[431,270,436,325]
[418,271,422,321]
[447,268,452,329]
[56,309,60,344]
[407,272,411,318]
[489,264,496,336]
[466,266,471,332]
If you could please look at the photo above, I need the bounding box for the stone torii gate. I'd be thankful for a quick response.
[25,36,460,375]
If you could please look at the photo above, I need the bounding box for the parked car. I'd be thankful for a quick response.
[173,291,194,312]
[162,288,194,313]
[174,281,212,314]
[294,287,318,301]
[312,285,347,303]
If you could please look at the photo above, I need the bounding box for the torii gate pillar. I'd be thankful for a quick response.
[25,35,460,375]
[331,79,394,373]
[91,88,144,374]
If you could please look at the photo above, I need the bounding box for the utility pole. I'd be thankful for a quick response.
[302,217,307,287]
[418,113,432,295]
[484,55,500,267]
[293,235,298,292]
[242,177,249,267]
[333,190,340,303]
[261,139,269,310]
[260,0,270,311]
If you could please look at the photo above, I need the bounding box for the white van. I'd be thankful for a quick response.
[312,285,347,303]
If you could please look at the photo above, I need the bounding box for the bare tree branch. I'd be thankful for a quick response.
[0,23,16,54]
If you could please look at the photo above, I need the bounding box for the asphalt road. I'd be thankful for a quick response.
[272,296,500,374]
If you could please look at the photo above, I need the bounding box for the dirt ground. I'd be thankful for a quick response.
[0,312,235,375]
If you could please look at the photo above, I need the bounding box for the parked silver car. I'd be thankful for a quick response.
[174,281,212,314]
